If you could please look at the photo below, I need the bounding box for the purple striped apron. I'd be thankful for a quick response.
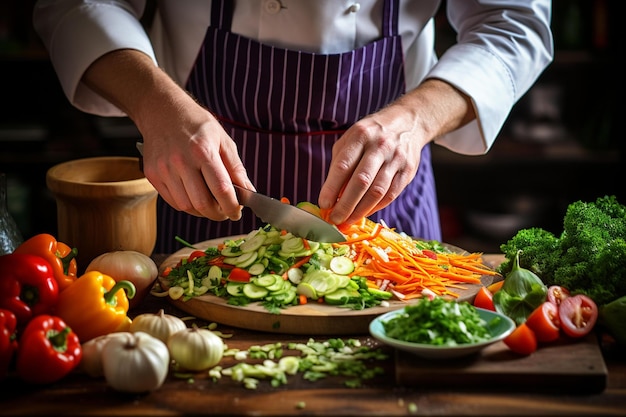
[155,0,440,253]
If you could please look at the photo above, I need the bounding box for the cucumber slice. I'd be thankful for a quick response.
[221,246,243,257]
[208,265,223,280]
[324,288,361,305]
[281,236,304,254]
[248,262,266,276]
[295,201,321,217]
[239,234,266,253]
[336,274,350,288]
[314,253,333,269]
[272,288,297,304]
[252,274,277,288]
[265,274,287,292]
[367,287,393,300]
[287,267,304,284]
[232,251,258,268]
[263,230,282,245]
[243,283,269,300]
[303,270,339,295]
[330,256,355,275]
[226,282,245,297]
[296,282,318,300]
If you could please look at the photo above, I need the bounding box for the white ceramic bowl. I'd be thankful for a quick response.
[369,307,515,359]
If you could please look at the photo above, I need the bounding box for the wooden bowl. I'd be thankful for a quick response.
[46,156,158,270]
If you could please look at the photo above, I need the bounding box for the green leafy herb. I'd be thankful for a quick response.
[382,297,493,346]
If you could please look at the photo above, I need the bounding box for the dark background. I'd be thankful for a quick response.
[1,0,623,253]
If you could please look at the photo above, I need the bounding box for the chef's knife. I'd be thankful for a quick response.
[136,142,344,243]
[233,185,345,243]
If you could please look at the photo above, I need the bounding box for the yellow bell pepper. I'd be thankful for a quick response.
[54,271,136,343]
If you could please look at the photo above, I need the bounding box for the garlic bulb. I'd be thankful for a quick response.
[129,309,187,343]
[80,332,130,377]
[102,331,170,393]
[167,325,224,371]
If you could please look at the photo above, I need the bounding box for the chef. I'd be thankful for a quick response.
[33,0,553,253]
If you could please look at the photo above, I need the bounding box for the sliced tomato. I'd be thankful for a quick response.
[503,323,537,355]
[473,287,495,311]
[187,250,207,262]
[228,267,252,283]
[558,294,598,338]
[547,285,570,307]
[525,302,560,342]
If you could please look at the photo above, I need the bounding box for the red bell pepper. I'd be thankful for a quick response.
[0,253,59,327]
[15,314,82,384]
[0,309,18,378]
[14,233,78,291]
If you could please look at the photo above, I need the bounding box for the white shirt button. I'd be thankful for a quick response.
[348,3,361,13]
[265,0,282,15]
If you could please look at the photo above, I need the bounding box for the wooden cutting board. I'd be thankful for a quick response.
[395,333,608,394]
[157,237,501,335]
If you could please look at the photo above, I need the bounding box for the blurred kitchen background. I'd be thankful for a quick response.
[1,1,623,253]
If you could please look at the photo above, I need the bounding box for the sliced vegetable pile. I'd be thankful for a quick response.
[160,216,498,312]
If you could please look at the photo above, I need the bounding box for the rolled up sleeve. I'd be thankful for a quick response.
[33,0,156,116]
[427,0,553,155]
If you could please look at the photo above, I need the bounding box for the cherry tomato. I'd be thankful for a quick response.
[503,323,537,355]
[547,285,570,307]
[525,302,560,342]
[473,287,495,311]
[558,294,598,338]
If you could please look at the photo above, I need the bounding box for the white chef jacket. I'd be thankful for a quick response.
[33,0,553,155]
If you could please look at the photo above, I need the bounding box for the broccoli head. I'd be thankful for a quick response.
[498,195,626,306]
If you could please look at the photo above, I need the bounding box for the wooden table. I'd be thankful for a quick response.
[1,255,625,416]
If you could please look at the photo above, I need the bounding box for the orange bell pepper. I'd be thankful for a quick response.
[54,271,136,342]
[14,233,78,291]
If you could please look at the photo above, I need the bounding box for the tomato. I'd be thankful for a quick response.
[503,323,537,355]
[188,250,207,262]
[422,250,437,260]
[525,302,560,342]
[547,285,570,307]
[228,267,252,283]
[473,287,495,311]
[558,294,598,338]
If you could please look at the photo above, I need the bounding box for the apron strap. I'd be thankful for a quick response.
[382,0,400,37]
[210,0,233,30]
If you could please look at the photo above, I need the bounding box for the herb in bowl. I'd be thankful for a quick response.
[381,297,495,346]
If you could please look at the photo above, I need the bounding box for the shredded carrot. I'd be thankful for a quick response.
[299,294,308,305]
[334,217,499,300]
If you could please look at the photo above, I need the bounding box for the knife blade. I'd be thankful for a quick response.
[233,185,345,243]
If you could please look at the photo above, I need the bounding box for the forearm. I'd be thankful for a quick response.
[82,48,196,132]
[385,78,476,146]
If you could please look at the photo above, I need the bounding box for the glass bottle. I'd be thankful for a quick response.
[0,172,23,255]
